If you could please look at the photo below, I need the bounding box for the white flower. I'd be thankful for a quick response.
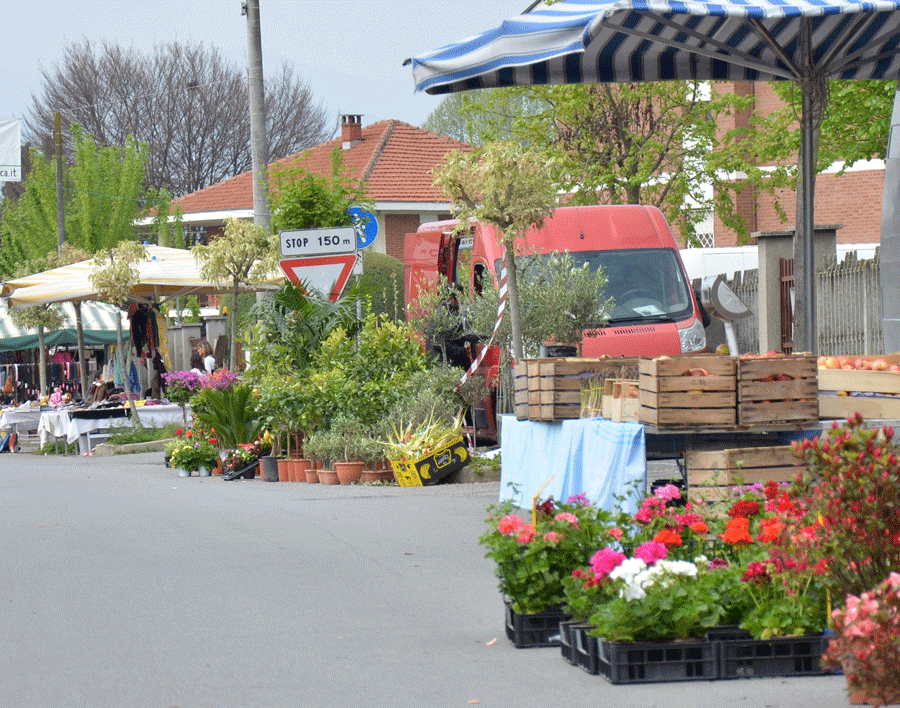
[609,557,646,584]
[622,581,647,601]
[657,559,698,578]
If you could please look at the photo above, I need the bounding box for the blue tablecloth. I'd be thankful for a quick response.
[499,415,646,514]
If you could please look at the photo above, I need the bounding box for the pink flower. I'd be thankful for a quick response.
[654,484,682,501]
[634,541,668,564]
[590,547,626,577]
[497,514,525,536]
[543,531,562,544]
[607,527,623,540]
[554,512,579,527]
[516,525,535,544]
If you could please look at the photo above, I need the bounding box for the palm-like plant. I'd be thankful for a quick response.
[192,383,264,450]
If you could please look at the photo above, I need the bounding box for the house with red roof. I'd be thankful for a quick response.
[172,115,473,262]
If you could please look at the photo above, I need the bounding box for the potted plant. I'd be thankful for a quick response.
[303,429,337,484]
[169,437,219,477]
[331,413,364,485]
[480,495,616,647]
[824,572,900,706]
[221,433,272,481]
[357,435,391,483]
[161,370,205,426]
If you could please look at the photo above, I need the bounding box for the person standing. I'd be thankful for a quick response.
[197,340,215,374]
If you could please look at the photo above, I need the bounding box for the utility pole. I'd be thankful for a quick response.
[243,0,270,229]
[54,111,90,401]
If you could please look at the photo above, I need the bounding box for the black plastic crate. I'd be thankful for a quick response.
[718,634,829,679]
[573,625,600,675]
[504,601,567,648]
[706,625,753,641]
[559,621,580,664]
[597,639,718,683]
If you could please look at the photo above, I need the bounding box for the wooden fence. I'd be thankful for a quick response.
[725,250,883,357]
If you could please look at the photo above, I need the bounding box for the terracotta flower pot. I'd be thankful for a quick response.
[294,458,312,482]
[318,468,339,485]
[335,461,363,485]
[360,468,395,483]
[305,467,319,483]
[277,458,290,483]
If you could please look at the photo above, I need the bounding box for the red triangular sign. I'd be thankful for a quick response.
[279,254,357,301]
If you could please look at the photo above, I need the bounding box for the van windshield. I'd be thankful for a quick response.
[497,248,695,324]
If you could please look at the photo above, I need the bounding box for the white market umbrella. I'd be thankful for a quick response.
[407,0,900,353]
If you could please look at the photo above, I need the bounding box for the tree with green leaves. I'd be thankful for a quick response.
[0,124,149,278]
[433,141,559,361]
[89,240,148,426]
[8,305,68,397]
[192,218,278,370]
[422,88,549,145]
[269,150,372,234]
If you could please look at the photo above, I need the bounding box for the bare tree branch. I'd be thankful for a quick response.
[25,39,331,197]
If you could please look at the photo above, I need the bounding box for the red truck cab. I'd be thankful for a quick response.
[404,204,706,438]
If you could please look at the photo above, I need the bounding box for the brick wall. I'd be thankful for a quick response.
[384,214,423,261]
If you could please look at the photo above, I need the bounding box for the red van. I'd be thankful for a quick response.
[404,204,707,437]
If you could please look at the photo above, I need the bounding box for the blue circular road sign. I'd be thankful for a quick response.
[348,207,378,249]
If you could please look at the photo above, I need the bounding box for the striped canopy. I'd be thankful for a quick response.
[0,300,125,352]
[409,0,900,353]
[3,245,283,309]
[410,0,900,93]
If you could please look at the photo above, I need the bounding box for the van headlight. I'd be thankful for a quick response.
[679,318,706,353]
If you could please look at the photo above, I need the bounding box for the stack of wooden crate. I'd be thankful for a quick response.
[513,357,638,422]
[818,354,900,419]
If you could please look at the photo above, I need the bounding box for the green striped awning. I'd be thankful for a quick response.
[0,300,124,353]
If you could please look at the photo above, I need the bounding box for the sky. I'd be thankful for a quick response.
[2,0,527,136]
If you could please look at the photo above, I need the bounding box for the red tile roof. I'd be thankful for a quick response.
[174,120,473,214]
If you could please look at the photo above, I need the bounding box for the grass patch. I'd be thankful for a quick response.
[106,423,180,446]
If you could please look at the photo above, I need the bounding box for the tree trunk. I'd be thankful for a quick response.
[37,327,47,397]
[74,301,88,402]
[116,317,142,428]
[506,251,525,361]
[231,281,239,370]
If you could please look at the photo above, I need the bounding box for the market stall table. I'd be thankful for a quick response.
[39,404,186,454]
[0,405,43,448]
[499,415,647,514]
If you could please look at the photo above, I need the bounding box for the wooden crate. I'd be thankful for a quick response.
[686,445,806,486]
[737,355,818,427]
[600,378,616,420]
[514,357,638,421]
[609,379,640,422]
[818,354,900,419]
[638,355,737,429]
[686,445,807,508]
[513,362,530,420]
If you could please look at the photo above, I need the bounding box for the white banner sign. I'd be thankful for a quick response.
[0,119,22,182]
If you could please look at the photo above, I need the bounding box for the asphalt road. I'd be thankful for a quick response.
[0,452,850,708]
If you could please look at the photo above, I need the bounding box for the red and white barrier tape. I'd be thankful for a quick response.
[455,246,508,392]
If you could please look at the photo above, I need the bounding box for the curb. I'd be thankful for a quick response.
[93,438,173,457]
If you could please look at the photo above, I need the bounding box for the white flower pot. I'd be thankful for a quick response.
[178,468,192,477]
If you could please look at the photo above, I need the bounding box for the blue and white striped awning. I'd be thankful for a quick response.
[410,0,900,94]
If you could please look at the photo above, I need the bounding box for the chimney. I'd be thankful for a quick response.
[341,114,363,149]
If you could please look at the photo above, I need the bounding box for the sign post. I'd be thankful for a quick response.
[278,227,360,301]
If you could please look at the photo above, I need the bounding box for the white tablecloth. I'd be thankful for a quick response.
[39,404,188,452]
[0,406,43,433]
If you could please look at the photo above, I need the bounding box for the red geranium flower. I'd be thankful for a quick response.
[653,528,683,547]
[728,500,761,518]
